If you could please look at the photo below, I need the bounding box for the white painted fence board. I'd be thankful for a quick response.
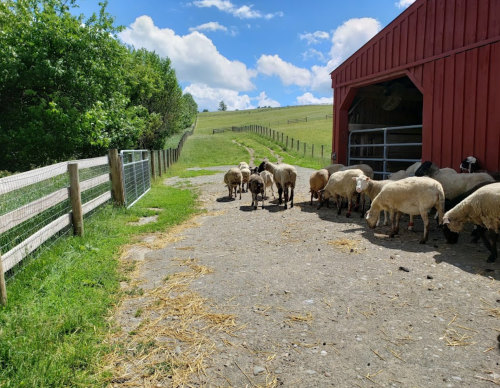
[82,192,111,215]
[2,214,72,273]
[0,162,68,195]
[0,156,108,195]
[77,156,109,169]
[80,173,110,192]
[0,188,69,235]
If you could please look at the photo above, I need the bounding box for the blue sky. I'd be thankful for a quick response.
[75,0,416,111]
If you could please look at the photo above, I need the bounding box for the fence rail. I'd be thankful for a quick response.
[0,126,195,305]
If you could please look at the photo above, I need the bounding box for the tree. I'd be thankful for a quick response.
[218,101,227,111]
[179,93,198,129]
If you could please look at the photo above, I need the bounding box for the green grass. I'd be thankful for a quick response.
[0,181,198,388]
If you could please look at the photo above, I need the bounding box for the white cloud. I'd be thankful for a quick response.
[256,55,311,87]
[395,0,416,9]
[184,83,255,111]
[188,21,227,33]
[119,16,256,91]
[192,0,283,19]
[299,31,330,45]
[255,92,280,108]
[309,17,382,94]
[302,48,327,62]
[296,92,333,105]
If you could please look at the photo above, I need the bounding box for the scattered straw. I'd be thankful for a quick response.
[328,238,363,253]
[285,312,313,324]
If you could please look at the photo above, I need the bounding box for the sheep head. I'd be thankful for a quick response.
[442,214,465,233]
[414,161,438,177]
[353,175,369,193]
[365,210,379,229]
[257,161,267,173]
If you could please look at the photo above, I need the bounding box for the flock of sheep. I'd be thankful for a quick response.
[223,159,500,263]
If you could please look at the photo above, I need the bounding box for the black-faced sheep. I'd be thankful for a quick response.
[309,169,329,206]
[317,169,365,217]
[258,161,297,209]
[248,172,265,210]
[365,176,445,244]
[415,161,494,200]
[224,168,242,200]
[443,182,500,262]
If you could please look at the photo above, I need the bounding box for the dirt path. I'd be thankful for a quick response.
[111,163,500,387]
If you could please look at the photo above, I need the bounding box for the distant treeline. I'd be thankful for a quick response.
[198,104,333,118]
[0,0,198,172]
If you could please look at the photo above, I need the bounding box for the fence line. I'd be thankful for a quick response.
[214,124,332,165]
[0,125,196,305]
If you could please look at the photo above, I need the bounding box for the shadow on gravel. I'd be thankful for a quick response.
[216,196,238,202]
[297,199,500,279]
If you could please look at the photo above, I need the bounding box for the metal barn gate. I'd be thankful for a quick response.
[120,150,151,208]
[348,125,422,179]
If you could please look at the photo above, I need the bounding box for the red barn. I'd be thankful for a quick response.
[330,0,500,177]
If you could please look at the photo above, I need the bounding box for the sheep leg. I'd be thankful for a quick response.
[420,210,429,244]
[290,187,294,208]
[283,186,289,209]
[346,196,352,218]
[277,184,283,205]
[336,195,342,215]
[228,185,232,199]
[389,211,401,238]
[477,227,498,263]
[238,184,242,200]
[408,215,414,231]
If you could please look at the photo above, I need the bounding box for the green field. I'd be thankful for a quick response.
[0,104,334,387]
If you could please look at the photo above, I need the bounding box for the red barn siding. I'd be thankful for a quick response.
[331,0,500,171]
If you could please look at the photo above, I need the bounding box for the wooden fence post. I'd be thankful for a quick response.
[297,140,300,151]
[286,136,288,148]
[158,150,162,176]
[108,149,125,206]
[68,162,84,237]
[163,149,167,170]
[0,252,7,306]
[291,138,294,148]
[150,150,156,180]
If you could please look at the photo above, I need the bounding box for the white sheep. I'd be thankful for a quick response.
[238,161,250,170]
[318,169,365,217]
[405,161,422,175]
[240,167,251,193]
[354,175,392,226]
[257,161,297,209]
[415,161,494,200]
[323,163,344,177]
[364,176,445,244]
[443,182,500,262]
[260,170,275,199]
[388,170,410,180]
[339,164,374,214]
[309,169,329,206]
[223,168,242,200]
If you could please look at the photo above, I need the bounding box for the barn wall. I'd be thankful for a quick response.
[331,0,500,170]
[420,41,500,171]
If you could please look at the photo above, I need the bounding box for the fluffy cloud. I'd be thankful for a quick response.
[188,21,227,32]
[309,17,382,94]
[192,0,283,19]
[299,31,330,45]
[302,48,327,62]
[395,0,416,8]
[256,55,311,87]
[183,83,255,111]
[255,92,280,108]
[119,16,256,91]
[296,92,333,105]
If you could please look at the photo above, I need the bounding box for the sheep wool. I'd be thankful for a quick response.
[258,161,297,209]
[224,168,243,200]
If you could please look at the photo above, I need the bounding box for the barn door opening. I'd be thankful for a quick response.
[347,75,423,179]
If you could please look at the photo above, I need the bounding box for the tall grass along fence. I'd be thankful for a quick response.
[214,124,332,164]
[0,127,194,305]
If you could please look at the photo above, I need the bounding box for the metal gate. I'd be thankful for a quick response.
[120,150,151,208]
[348,125,422,179]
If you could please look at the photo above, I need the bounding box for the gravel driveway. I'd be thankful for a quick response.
[114,164,500,388]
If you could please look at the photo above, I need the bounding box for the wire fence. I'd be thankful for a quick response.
[0,156,111,281]
[0,126,196,298]
[214,124,332,166]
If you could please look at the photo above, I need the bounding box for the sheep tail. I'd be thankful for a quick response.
[436,191,445,225]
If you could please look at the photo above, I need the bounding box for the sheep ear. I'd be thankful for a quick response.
[443,217,450,224]
[352,177,357,181]
[365,212,370,219]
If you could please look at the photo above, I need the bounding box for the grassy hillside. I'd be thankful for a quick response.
[174,105,334,171]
